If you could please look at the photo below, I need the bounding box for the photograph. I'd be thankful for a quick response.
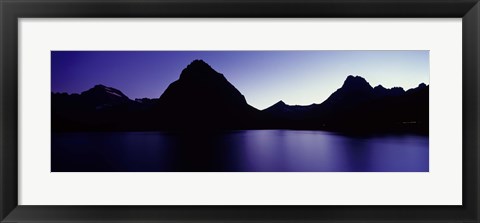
[51,50,429,172]
[3,0,477,221]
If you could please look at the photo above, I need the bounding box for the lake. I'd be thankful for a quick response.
[51,130,429,172]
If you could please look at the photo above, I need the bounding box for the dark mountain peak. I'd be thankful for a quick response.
[319,75,374,108]
[373,84,405,92]
[179,59,221,81]
[80,85,131,108]
[406,82,429,95]
[263,100,317,118]
[186,59,212,70]
[345,74,366,81]
[373,84,388,94]
[156,60,257,129]
[373,85,405,98]
[83,85,129,99]
[276,100,287,106]
[190,59,209,66]
[161,60,244,104]
[390,86,405,93]
[374,85,387,92]
[265,100,288,111]
[93,84,107,89]
[342,75,372,91]
[418,83,427,89]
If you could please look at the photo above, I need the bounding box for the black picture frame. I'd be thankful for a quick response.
[1,0,479,222]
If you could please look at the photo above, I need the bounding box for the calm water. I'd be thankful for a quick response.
[51,130,429,172]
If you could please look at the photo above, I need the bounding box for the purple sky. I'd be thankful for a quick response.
[51,51,429,110]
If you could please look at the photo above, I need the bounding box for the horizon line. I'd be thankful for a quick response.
[51,75,429,110]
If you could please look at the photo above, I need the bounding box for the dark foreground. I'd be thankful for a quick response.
[51,130,429,172]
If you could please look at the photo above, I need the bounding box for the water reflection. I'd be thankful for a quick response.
[52,130,429,172]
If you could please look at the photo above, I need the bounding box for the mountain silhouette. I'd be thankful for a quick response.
[52,60,428,133]
[158,60,250,108]
[261,75,428,133]
[264,100,317,114]
[261,100,318,129]
[310,76,427,132]
[80,84,131,108]
[264,100,290,113]
[320,75,374,109]
[154,60,259,129]
[52,85,147,131]
[374,85,405,98]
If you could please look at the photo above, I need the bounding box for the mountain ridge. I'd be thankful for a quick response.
[52,60,429,133]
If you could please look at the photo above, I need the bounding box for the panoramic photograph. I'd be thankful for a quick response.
[51,51,429,172]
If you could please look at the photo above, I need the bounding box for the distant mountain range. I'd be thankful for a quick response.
[52,59,428,133]
[262,75,428,132]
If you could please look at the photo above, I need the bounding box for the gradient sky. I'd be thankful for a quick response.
[51,51,429,110]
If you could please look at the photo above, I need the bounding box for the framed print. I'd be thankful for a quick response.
[48,50,430,172]
[1,0,479,222]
